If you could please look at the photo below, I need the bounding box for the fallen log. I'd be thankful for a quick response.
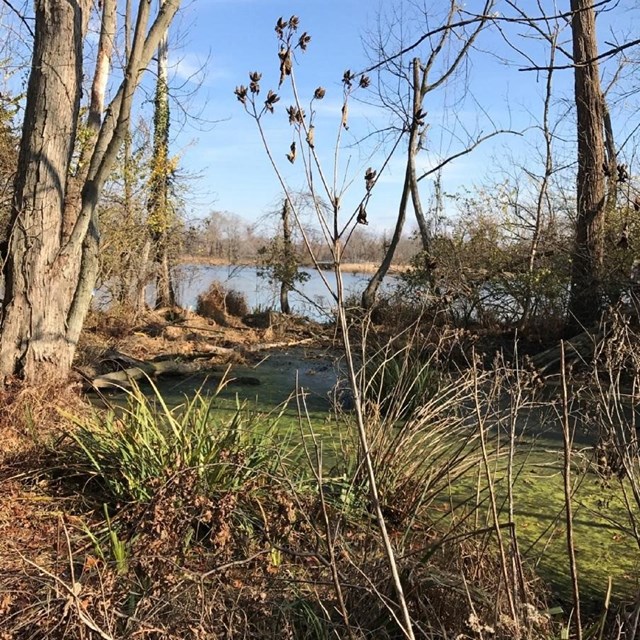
[245,337,315,352]
[85,336,316,391]
[89,359,261,391]
[531,330,603,374]
[89,360,200,390]
[147,337,316,362]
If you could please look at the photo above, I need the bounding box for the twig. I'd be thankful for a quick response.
[297,380,356,639]
[472,351,519,633]
[560,341,583,640]
[20,552,115,640]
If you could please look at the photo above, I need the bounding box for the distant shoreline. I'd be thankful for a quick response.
[178,255,408,275]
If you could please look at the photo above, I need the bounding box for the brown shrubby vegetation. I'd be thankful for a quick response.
[196,280,249,324]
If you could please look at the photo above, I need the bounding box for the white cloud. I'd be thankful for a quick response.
[171,53,229,86]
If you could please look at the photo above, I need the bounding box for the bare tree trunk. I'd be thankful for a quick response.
[150,0,175,309]
[362,58,426,310]
[408,58,431,255]
[363,3,494,308]
[566,0,606,334]
[280,198,293,314]
[121,0,149,312]
[135,236,152,310]
[0,0,90,380]
[0,0,181,384]
[362,156,412,309]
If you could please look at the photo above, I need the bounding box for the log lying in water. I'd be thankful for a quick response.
[89,359,260,390]
[85,336,315,391]
[90,360,199,389]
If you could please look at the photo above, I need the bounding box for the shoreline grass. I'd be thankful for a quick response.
[178,254,409,275]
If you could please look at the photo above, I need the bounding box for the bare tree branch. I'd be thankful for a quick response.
[519,36,640,71]
[417,130,520,183]
[0,0,34,38]
[360,0,617,75]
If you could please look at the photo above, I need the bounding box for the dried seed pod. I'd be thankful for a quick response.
[249,71,262,94]
[306,125,315,148]
[342,69,355,87]
[313,86,326,100]
[618,163,629,183]
[365,167,377,191]
[264,90,280,113]
[286,106,305,125]
[359,75,371,89]
[275,17,287,37]
[286,141,297,164]
[298,32,311,50]
[286,105,295,124]
[341,102,349,130]
[234,85,248,105]
[357,204,368,225]
[278,47,292,87]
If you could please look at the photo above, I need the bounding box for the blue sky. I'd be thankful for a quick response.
[168,0,408,229]
[168,0,640,233]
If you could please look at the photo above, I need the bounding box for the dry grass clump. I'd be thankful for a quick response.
[83,305,145,339]
[0,382,88,464]
[336,533,550,639]
[196,281,249,324]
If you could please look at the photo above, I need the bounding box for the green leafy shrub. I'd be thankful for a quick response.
[65,381,275,504]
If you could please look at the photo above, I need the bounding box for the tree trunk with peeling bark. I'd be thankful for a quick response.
[0,0,181,384]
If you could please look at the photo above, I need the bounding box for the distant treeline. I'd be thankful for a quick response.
[183,210,420,265]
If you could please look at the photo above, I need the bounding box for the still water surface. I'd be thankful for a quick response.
[172,264,392,320]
